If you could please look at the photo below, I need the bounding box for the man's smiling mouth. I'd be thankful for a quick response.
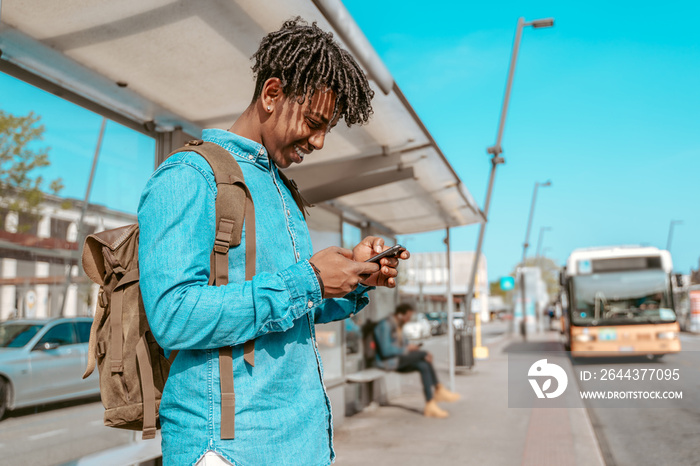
[294,145,308,162]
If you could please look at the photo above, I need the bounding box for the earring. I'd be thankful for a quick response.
[267,105,272,112]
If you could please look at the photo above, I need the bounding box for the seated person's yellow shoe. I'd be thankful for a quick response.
[433,383,461,402]
[424,400,449,418]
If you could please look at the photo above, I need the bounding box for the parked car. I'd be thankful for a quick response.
[0,317,99,419]
[426,312,448,335]
[403,312,432,341]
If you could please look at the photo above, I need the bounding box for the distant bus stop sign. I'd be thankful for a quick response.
[500,276,515,291]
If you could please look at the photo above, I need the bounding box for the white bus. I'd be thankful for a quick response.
[560,246,681,358]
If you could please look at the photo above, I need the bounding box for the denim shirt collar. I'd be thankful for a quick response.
[202,128,270,170]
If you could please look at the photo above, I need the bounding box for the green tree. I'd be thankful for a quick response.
[511,256,561,301]
[489,280,508,299]
[0,110,63,232]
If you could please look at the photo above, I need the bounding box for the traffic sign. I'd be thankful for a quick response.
[500,276,515,291]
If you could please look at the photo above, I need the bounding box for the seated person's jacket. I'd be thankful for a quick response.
[373,315,408,370]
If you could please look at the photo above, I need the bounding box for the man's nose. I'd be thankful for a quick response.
[308,131,326,151]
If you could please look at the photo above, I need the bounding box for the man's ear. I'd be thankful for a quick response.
[261,78,283,110]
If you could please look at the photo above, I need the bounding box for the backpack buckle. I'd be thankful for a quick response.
[98,290,108,308]
[214,238,230,254]
[213,219,235,254]
[185,139,204,146]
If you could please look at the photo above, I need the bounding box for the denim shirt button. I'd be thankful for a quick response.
[248,154,254,160]
[307,300,313,309]
[286,209,291,217]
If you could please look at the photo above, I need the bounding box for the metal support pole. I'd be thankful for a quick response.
[520,268,527,340]
[445,227,455,391]
[60,117,106,316]
[465,155,504,318]
[466,17,525,335]
[522,183,540,263]
[666,220,682,252]
[489,18,525,156]
[465,15,553,339]
[520,182,550,337]
[535,226,551,260]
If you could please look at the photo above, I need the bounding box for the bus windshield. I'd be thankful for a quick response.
[571,269,675,325]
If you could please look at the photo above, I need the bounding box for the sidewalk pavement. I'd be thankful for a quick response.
[333,323,605,466]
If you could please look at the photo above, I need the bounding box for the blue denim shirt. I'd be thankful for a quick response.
[373,316,407,371]
[138,129,371,465]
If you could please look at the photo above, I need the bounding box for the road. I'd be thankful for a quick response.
[576,332,700,466]
[425,320,700,466]
[1,320,697,466]
[0,396,132,465]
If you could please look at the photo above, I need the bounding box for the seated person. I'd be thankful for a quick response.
[374,303,460,418]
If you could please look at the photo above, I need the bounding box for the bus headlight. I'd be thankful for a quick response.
[574,334,596,342]
[656,331,678,340]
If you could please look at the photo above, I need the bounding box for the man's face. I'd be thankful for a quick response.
[398,310,415,326]
[263,88,338,169]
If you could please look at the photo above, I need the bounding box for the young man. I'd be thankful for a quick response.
[138,18,408,466]
[374,303,460,418]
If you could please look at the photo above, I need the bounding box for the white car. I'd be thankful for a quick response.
[403,313,432,341]
[0,317,100,419]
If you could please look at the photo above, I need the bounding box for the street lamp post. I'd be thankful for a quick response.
[519,180,551,337]
[535,226,552,259]
[666,220,683,252]
[464,17,554,338]
[522,181,551,263]
[60,117,107,316]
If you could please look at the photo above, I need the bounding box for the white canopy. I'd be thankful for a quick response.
[0,0,484,234]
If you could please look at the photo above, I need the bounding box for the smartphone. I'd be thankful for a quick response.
[365,244,405,263]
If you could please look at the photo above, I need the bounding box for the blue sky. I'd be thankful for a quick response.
[1,1,698,282]
[0,73,154,216]
[345,0,700,281]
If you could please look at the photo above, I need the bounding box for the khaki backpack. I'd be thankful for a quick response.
[81,139,308,440]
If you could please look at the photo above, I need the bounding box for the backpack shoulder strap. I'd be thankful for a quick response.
[277,169,312,219]
[170,140,250,251]
[168,139,255,440]
[175,139,256,333]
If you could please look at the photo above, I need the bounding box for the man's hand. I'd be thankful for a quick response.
[309,247,380,298]
[351,236,410,288]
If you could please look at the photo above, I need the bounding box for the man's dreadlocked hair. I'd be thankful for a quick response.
[251,17,374,126]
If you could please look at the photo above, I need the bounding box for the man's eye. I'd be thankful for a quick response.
[307,118,321,129]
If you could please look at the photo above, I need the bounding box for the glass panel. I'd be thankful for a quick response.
[0,73,154,321]
[0,322,43,347]
[307,207,341,253]
[307,208,344,381]
[315,320,343,382]
[76,321,92,343]
[38,322,76,346]
[345,317,361,356]
[342,222,362,250]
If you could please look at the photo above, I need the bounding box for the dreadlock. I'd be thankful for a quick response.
[251,17,374,126]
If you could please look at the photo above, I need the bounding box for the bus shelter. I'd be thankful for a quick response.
[0,0,484,428]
